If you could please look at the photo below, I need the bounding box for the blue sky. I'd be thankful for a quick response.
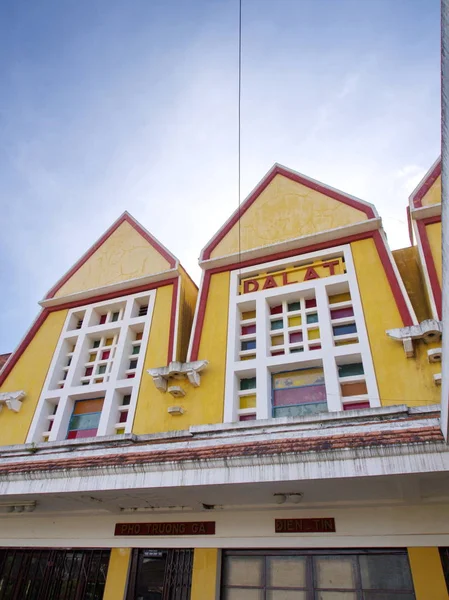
[0,0,440,353]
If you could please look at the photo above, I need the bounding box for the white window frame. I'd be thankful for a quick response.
[224,244,380,422]
[27,290,156,442]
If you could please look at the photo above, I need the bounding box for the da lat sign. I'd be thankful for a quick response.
[275,518,336,533]
[240,258,344,295]
[114,521,216,536]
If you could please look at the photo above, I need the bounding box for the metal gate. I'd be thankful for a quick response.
[127,549,193,600]
[0,548,110,600]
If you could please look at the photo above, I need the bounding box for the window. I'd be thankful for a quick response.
[27,291,155,443]
[224,246,379,422]
[221,550,416,599]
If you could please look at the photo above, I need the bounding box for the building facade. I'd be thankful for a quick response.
[0,163,447,600]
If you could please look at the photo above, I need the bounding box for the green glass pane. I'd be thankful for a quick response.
[98,365,106,374]
[271,320,283,330]
[287,302,301,312]
[92,340,100,348]
[240,377,256,390]
[290,348,304,353]
[132,346,140,355]
[122,395,131,406]
[338,363,364,377]
[111,312,119,322]
[306,313,319,324]
[69,412,101,431]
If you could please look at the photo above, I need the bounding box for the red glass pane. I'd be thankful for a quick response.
[241,325,256,335]
[309,344,321,350]
[343,401,370,411]
[101,350,111,360]
[126,373,135,379]
[67,428,98,439]
[273,385,327,407]
[330,307,354,320]
[99,315,107,325]
[271,350,285,356]
[270,305,282,315]
[119,411,128,423]
[85,367,93,377]
[305,298,317,309]
[289,332,303,343]
[239,414,256,421]
[47,420,53,431]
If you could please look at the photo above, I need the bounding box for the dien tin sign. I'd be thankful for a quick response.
[114,522,216,536]
[275,518,336,533]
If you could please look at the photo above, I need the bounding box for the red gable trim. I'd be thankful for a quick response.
[411,159,441,208]
[0,278,178,386]
[190,230,413,360]
[45,213,177,299]
[416,219,442,319]
[202,165,376,260]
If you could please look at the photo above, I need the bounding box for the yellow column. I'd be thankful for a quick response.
[408,547,448,600]
[103,548,132,600]
[190,548,219,600]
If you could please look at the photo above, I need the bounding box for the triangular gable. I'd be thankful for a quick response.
[201,164,377,260]
[45,212,177,299]
[409,157,441,209]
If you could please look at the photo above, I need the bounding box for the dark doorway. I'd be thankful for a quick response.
[0,548,110,600]
[127,549,193,600]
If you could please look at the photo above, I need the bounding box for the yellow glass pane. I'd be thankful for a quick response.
[240,395,256,409]
[241,354,256,361]
[105,338,113,346]
[328,292,351,304]
[274,369,324,389]
[308,328,320,340]
[288,316,302,327]
[241,310,256,320]
[271,335,284,346]
[116,428,125,435]
[335,338,357,346]
[88,353,96,362]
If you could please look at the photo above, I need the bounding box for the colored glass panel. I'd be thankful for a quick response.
[343,401,370,411]
[271,335,283,346]
[132,345,140,355]
[305,298,317,309]
[135,332,143,341]
[239,414,256,422]
[271,350,285,356]
[240,395,256,409]
[309,344,321,350]
[273,386,326,406]
[105,338,114,346]
[119,411,128,423]
[67,428,98,439]
[271,320,283,330]
[101,350,110,360]
[82,381,89,386]
[341,381,368,397]
[289,332,303,343]
[98,365,107,375]
[116,428,125,435]
[73,398,104,415]
[88,353,96,363]
[331,307,354,320]
[333,323,357,336]
[99,315,107,325]
[290,348,303,353]
[308,328,320,340]
[84,367,93,377]
[328,292,351,304]
[274,369,324,390]
[111,312,120,322]
[129,359,138,369]
[335,339,356,346]
[288,316,302,327]
[241,354,256,361]
[338,363,364,377]
[68,412,101,432]
[273,402,328,418]
[66,357,72,366]
[270,305,283,315]
[306,313,318,324]
[241,310,256,320]
[122,394,131,405]
[240,377,256,390]
[287,302,301,312]
[92,340,100,349]
[242,340,256,351]
[242,325,256,336]
[126,373,135,379]
[94,378,103,384]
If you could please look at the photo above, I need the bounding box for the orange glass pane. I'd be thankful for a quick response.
[73,398,104,415]
[135,332,143,341]
[341,382,368,397]
[241,310,256,321]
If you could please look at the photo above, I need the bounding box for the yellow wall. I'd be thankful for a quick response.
[176,268,198,362]
[426,221,442,286]
[56,221,171,297]
[0,310,67,446]
[191,549,219,600]
[211,174,368,259]
[408,547,448,600]
[392,246,431,322]
[421,175,441,206]
[103,548,131,600]
[351,238,440,407]
[133,272,229,434]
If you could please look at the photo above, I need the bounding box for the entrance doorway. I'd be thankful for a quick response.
[127,549,193,600]
[0,548,110,600]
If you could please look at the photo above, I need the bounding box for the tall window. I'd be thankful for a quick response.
[224,245,379,423]
[27,291,155,443]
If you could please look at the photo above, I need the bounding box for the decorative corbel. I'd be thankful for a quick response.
[386,319,442,358]
[148,360,208,395]
[0,390,26,413]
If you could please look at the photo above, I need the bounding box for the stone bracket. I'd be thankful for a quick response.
[148,361,208,397]
[386,320,442,358]
[0,390,26,413]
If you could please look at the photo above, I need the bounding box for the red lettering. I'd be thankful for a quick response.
[322,260,340,275]
[304,267,320,280]
[281,272,296,286]
[243,279,259,293]
[262,275,278,289]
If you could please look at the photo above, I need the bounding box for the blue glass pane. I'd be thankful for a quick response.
[68,412,101,431]
[306,313,318,324]
[241,340,256,351]
[333,323,357,336]
[271,320,283,330]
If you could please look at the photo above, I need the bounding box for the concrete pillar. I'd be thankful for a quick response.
[408,547,448,600]
[190,548,220,600]
[103,548,132,600]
